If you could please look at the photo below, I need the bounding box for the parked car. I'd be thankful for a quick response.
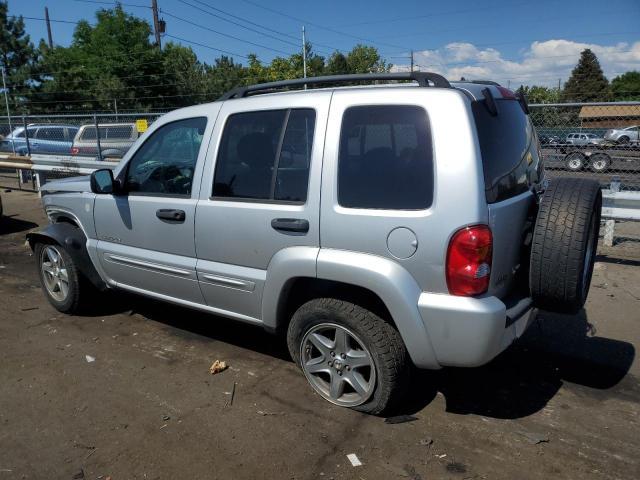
[71,123,139,158]
[604,125,639,144]
[565,132,604,146]
[539,134,560,145]
[0,124,79,155]
[27,73,601,414]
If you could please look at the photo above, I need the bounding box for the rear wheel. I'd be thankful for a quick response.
[530,178,601,314]
[565,152,586,171]
[589,153,611,173]
[287,298,409,415]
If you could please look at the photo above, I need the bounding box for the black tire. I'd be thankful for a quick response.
[589,153,611,173]
[35,241,88,314]
[565,152,586,171]
[287,298,409,415]
[617,136,630,144]
[530,178,602,314]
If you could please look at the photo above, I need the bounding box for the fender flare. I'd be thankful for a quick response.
[26,223,108,290]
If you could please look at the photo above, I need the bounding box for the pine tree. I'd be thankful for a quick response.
[0,1,37,111]
[561,49,611,102]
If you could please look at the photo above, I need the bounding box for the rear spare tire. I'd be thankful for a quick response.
[530,178,601,314]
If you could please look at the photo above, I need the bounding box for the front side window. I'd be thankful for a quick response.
[338,105,433,210]
[125,117,207,196]
[213,108,316,203]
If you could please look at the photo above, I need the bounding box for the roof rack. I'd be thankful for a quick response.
[464,80,501,86]
[219,72,451,100]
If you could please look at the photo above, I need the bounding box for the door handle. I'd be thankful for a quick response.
[156,209,186,222]
[271,218,309,234]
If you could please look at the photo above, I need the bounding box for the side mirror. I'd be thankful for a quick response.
[90,168,115,194]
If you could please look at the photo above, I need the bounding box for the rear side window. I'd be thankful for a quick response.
[81,127,107,140]
[213,108,316,203]
[35,128,62,140]
[338,105,433,210]
[472,99,539,203]
[107,126,134,139]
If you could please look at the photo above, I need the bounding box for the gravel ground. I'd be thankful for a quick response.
[0,189,639,480]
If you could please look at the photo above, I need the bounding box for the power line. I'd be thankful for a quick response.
[186,0,345,54]
[164,34,249,59]
[235,0,411,51]
[161,10,294,56]
[23,16,94,26]
[73,0,151,8]
[375,10,632,41]
[330,0,540,28]
[175,0,304,51]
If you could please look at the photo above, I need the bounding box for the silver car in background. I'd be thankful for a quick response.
[71,123,139,158]
[565,132,604,146]
[604,125,639,144]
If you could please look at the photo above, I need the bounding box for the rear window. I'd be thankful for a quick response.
[472,99,539,203]
[107,126,134,139]
[338,105,433,210]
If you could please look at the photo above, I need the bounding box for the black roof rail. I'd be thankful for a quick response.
[219,72,451,100]
[465,79,501,86]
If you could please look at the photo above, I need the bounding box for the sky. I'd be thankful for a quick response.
[11,0,640,87]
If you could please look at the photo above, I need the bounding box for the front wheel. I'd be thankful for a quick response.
[287,298,409,415]
[565,152,586,171]
[35,242,86,313]
[617,136,630,144]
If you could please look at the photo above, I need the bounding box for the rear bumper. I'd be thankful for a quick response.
[418,292,536,368]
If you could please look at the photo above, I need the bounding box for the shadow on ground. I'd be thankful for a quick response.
[402,309,636,419]
[84,291,636,420]
[595,253,640,267]
[89,292,291,361]
[0,215,39,235]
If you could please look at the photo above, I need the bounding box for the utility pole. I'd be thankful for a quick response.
[151,0,161,48]
[45,7,53,48]
[558,78,561,92]
[302,26,307,81]
[410,50,414,72]
[1,65,15,154]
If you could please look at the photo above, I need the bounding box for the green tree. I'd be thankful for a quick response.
[516,85,560,104]
[346,44,390,73]
[30,6,170,112]
[326,52,349,75]
[561,49,611,102]
[204,55,245,100]
[611,71,640,101]
[0,1,37,112]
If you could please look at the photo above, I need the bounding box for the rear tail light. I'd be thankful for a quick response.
[496,86,517,99]
[70,147,79,155]
[446,225,493,296]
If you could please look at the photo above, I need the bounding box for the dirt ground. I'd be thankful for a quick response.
[0,189,639,480]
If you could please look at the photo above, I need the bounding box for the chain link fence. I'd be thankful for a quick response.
[1,102,640,192]
[0,112,164,159]
[529,102,640,191]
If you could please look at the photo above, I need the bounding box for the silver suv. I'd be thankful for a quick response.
[71,123,139,158]
[28,73,602,414]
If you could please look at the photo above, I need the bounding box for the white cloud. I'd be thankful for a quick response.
[391,39,640,87]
